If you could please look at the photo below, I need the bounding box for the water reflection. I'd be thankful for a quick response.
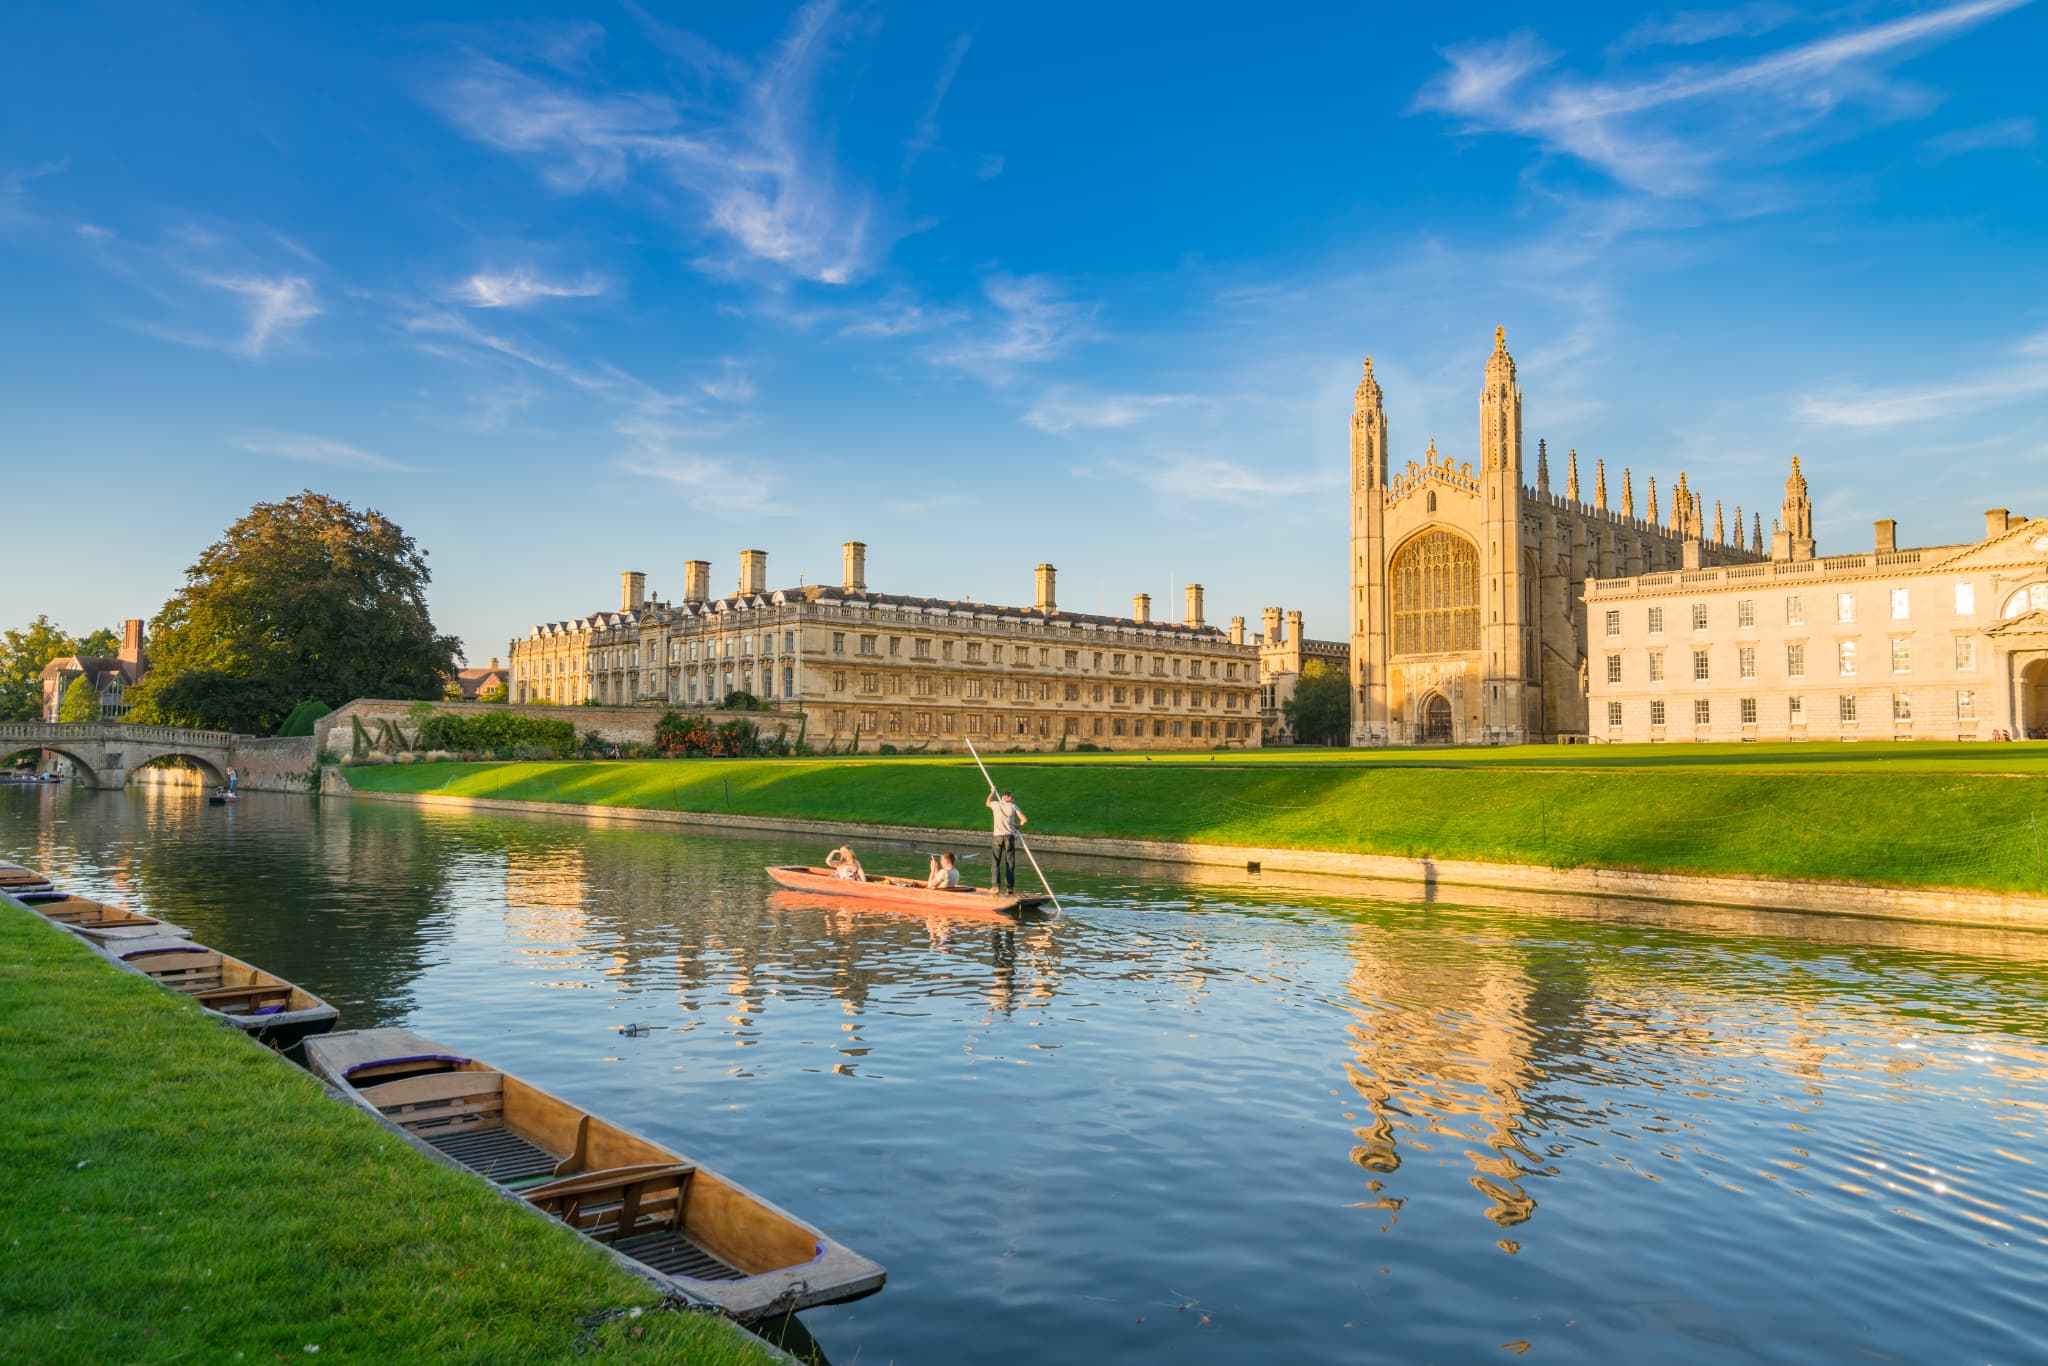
[8,785,2048,1366]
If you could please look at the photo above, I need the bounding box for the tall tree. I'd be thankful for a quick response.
[1283,659,1351,746]
[58,674,101,723]
[126,491,461,733]
[0,616,105,722]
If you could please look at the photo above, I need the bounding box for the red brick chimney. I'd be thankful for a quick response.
[119,618,144,665]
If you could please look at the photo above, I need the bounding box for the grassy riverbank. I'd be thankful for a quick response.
[346,743,2048,894]
[0,904,780,1364]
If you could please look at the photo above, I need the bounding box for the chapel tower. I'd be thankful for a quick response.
[1349,359,1390,730]
[1479,327,1531,736]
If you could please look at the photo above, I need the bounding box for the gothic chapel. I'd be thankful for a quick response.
[1349,328,1762,743]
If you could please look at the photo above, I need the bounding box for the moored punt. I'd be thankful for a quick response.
[0,861,55,896]
[766,865,1051,916]
[304,1027,887,1322]
[103,936,338,1048]
[27,894,191,944]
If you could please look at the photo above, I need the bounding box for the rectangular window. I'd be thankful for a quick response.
[1152,688,1167,706]
[783,666,794,696]
[785,632,795,652]
[1955,583,1976,615]
[1737,599,1755,628]
[1738,645,1756,679]
[1692,649,1710,681]
[1065,683,1080,701]
[1891,637,1911,673]
[1958,690,1976,720]
[1694,698,1711,725]
[966,643,983,662]
[1787,643,1806,678]
[1691,603,1709,631]
[914,638,930,659]
[915,676,934,697]
[859,635,877,656]
[1649,652,1665,683]
[1840,694,1858,723]
[1111,686,1125,704]
[1741,697,1758,724]
[1955,638,1976,670]
[1648,606,1665,634]
[1837,592,1856,623]
[1092,718,1103,736]
[1605,654,1622,684]
[831,633,845,654]
[1605,609,1621,638]
[889,637,901,657]
[860,673,879,694]
[831,670,847,692]
[1839,640,1856,676]
[1893,692,1912,722]
[943,641,955,661]
[1789,695,1804,722]
[1606,700,1622,727]
[968,714,984,734]
[1650,699,1666,726]
[1787,595,1805,626]
[1890,588,1910,620]
[993,645,1005,663]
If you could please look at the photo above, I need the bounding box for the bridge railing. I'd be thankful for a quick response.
[0,722,239,745]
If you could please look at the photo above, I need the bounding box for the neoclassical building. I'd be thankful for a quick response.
[1349,329,1763,744]
[1256,608,1349,744]
[507,546,1263,751]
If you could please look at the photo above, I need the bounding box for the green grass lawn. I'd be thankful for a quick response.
[0,903,781,1364]
[346,742,2048,895]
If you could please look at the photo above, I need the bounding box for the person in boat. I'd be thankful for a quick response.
[986,789,1026,894]
[925,852,961,890]
[826,845,865,881]
[226,765,238,794]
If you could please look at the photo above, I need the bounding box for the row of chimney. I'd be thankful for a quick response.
[617,546,1225,634]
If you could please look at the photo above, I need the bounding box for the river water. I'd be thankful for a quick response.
[8,784,2048,1364]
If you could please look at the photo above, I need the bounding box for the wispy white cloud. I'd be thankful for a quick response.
[1417,0,2033,194]
[429,1,881,285]
[203,273,321,355]
[1107,452,1334,502]
[974,153,1005,182]
[930,274,1094,382]
[615,414,784,515]
[239,431,418,472]
[1023,389,1199,434]
[1921,115,2037,158]
[457,268,606,307]
[1795,331,2048,427]
[701,358,755,403]
[902,34,973,174]
[1610,4,1797,55]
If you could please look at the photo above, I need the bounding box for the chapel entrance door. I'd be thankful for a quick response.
[1421,693,1453,743]
[2023,659,2048,739]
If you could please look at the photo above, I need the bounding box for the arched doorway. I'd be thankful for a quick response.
[2024,659,2048,739]
[1422,693,1453,743]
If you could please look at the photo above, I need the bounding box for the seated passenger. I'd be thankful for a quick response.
[826,845,865,881]
[925,853,961,890]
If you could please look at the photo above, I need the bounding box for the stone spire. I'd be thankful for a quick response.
[1752,511,1764,555]
[1480,326,1521,476]
[1536,438,1551,495]
[1734,505,1744,546]
[1713,499,1724,544]
[1776,454,1815,561]
[1566,448,1580,502]
[1622,468,1635,518]
[1352,357,1388,490]
[1647,475,1659,525]
[1594,458,1608,510]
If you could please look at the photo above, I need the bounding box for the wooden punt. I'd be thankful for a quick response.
[766,865,1050,916]
[104,936,338,1048]
[27,893,191,944]
[303,1027,887,1322]
[0,862,55,896]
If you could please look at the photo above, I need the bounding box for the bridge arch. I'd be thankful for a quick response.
[2,742,101,787]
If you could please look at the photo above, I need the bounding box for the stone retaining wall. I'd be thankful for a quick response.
[335,775,2048,932]
[314,699,799,759]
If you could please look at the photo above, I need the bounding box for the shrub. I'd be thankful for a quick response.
[412,710,575,759]
[277,700,331,737]
[710,719,759,757]
[655,711,716,756]
[721,690,767,712]
[876,743,898,755]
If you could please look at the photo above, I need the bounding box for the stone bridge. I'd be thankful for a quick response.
[0,722,318,792]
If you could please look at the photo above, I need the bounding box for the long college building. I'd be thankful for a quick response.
[507,545,1263,751]
[1349,328,1762,744]
[1589,492,2048,742]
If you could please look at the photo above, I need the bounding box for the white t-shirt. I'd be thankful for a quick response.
[927,865,961,889]
[990,798,1022,836]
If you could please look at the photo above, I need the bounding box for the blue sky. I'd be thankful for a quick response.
[3,0,2043,661]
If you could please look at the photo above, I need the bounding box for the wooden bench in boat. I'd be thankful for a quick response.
[124,946,224,993]
[192,982,296,1015]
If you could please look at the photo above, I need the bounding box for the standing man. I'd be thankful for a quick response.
[986,788,1026,894]
[226,765,238,795]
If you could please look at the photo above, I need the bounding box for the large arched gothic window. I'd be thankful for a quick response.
[1391,530,1480,656]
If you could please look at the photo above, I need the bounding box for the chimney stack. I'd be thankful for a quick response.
[1986,508,2011,540]
[119,618,144,664]
[842,541,867,593]
[738,549,768,597]
[1286,609,1303,643]
[684,560,710,604]
[1034,563,1057,614]
[621,571,647,613]
[1228,615,1245,647]
[1184,584,1205,629]
[1133,593,1151,623]
[1875,519,1897,554]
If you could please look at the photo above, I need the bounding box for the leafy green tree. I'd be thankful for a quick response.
[277,700,332,738]
[1283,660,1351,746]
[478,683,508,704]
[125,491,461,733]
[59,674,102,723]
[0,616,86,721]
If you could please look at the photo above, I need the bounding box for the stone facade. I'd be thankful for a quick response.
[40,618,148,721]
[1349,330,1763,744]
[507,547,1263,751]
[1589,497,2048,742]
[1256,608,1350,744]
